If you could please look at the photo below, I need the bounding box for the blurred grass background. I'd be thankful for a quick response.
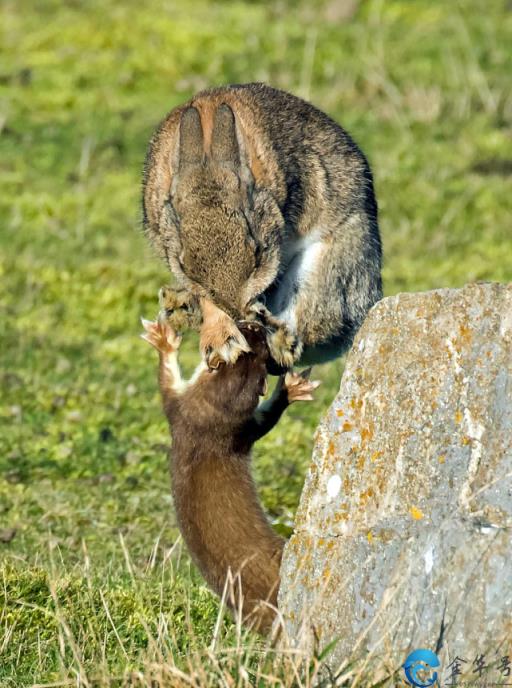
[0,0,511,684]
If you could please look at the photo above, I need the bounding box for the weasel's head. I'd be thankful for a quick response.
[200,322,270,423]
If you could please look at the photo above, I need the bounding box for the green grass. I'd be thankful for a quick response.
[1,0,511,684]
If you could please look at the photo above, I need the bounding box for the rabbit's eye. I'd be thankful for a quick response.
[181,303,190,312]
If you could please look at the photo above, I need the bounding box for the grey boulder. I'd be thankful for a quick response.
[279,283,512,673]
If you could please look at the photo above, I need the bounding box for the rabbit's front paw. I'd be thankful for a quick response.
[267,325,302,370]
[158,286,201,333]
[200,316,250,369]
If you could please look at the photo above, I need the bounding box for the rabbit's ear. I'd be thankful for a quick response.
[178,107,204,169]
[211,104,240,166]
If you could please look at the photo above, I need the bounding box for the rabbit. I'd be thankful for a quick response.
[143,83,382,370]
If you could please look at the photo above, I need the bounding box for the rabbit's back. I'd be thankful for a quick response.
[145,83,376,239]
[196,84,375,231]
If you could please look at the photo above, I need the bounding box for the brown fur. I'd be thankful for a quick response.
[141,318,320,633]
[169,325,286,632]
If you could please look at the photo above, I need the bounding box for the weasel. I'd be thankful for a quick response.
[141,315,320,633]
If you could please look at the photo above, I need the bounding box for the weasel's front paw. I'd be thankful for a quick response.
[267,325,302,370]
[158,286,201,333]
[140,317,182,355]
[200,317,250,369]
[283,369,321,403]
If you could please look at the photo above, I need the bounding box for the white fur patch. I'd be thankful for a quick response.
[296,239,324,283]
[189,360,208,386]
[271,229,326,327]
[164,351,187,393]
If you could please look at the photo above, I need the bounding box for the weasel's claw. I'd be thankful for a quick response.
[140,317,182,354]
[283,370,321,403]
[141,317,154,332]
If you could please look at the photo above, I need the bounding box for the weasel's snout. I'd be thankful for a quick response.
[236,321,269,361]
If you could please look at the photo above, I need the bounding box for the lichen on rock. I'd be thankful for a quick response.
[279,282,512,671]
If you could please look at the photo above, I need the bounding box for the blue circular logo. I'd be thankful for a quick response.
[402,649,441,687]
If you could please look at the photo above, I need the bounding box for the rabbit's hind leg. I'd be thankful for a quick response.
[276,230,381,366]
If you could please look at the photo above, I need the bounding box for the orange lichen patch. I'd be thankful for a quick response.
[409,506,424,520]
[327,440,336,455]
[370,450,383,462]
[462,435,471,445]
[350,398,363,410]
[438,454,446,464]
[459,322,472,344]
[455,410,463,424]
[361,423,374,444]
[359,487,374,505]
[356,453,366,471]
[367,530,374,544]
[342,421,353,432]
[333,507,349,522]
[336,409,344,417]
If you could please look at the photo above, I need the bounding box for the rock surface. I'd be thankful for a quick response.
[279,283,512,671]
